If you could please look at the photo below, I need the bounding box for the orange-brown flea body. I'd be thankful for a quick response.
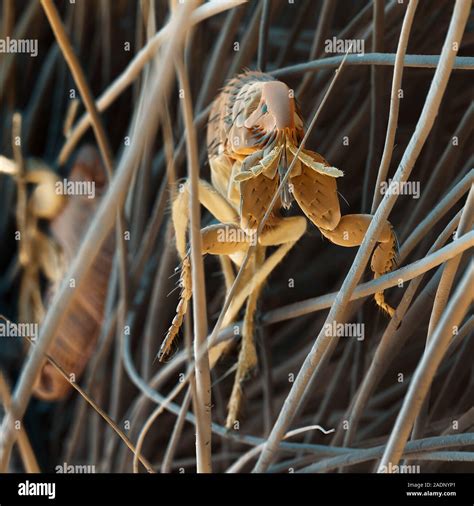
[33,146,114,401]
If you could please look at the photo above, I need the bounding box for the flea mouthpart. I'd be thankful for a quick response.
[279,138,293,210]
[280,176,293,210]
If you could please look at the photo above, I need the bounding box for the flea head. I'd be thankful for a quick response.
[244,80,304,147]
[245,81,295,131]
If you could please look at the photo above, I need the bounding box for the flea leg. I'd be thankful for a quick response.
[319,214,397,316]
[225,215,307,320]
[210,215,308,368]
[224,216,307,428]
[160,222,250,361]
[172,178,239,259]
[161,176,241,361]
[226,247,264,429]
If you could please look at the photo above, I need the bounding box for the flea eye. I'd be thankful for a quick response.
[262,104,268,114]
